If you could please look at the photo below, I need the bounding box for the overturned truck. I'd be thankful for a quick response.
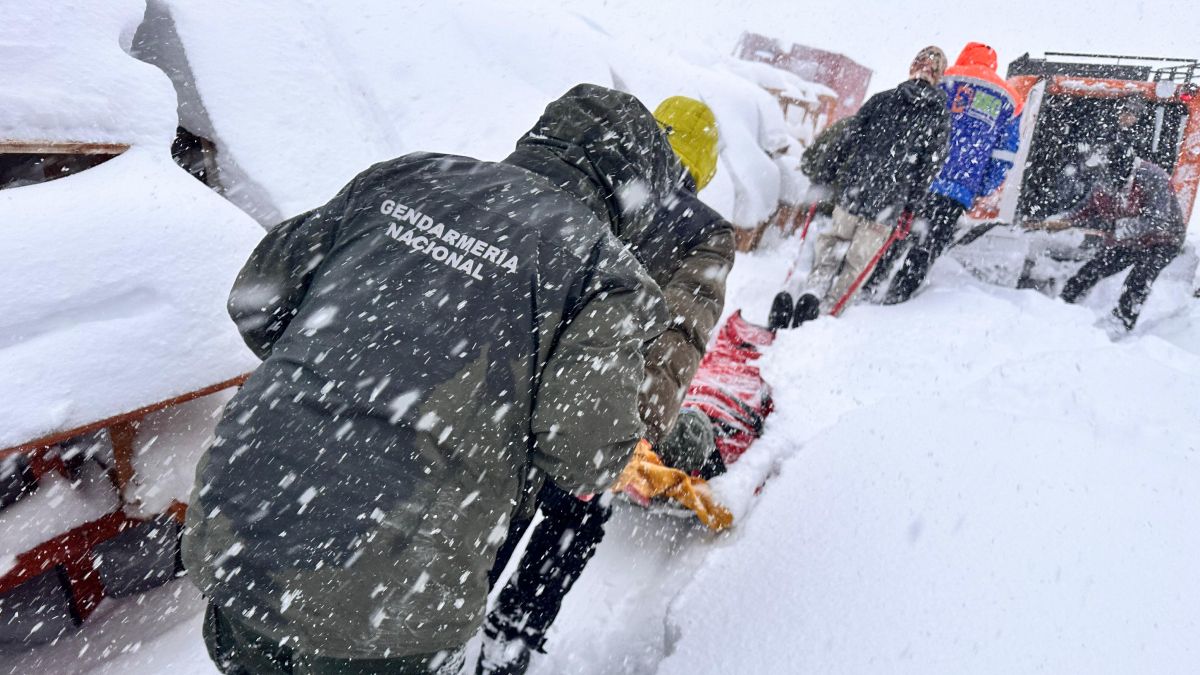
[951,52,1200,294]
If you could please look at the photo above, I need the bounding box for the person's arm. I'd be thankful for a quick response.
[981,112,1021,197]
[639,221,734,445]
[530,253,669,496]
[226,176,364,359]
[906,103,951,213]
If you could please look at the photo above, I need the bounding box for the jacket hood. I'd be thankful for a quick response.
[898,78,945,106]
[505,84,683,244]
[955,42,998,72]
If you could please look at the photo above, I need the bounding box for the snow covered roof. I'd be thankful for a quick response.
[0,0,263,449]
[722,58,838,105]
[0,1,176,148]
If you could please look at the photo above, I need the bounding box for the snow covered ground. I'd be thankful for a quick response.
[7,233,1200,674]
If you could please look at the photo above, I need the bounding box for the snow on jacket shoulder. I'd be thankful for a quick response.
[929,44,1024,208]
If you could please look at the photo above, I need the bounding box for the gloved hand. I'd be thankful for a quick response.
[656,408,719,476]
[612,440,733,531]
[895,211,915,240]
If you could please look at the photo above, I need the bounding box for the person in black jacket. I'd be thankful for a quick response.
[793,46,951,322]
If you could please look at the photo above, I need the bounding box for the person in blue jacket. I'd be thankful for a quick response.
[884,42,1023,303]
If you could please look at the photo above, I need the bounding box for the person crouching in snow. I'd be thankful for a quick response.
[883,41,1023,304]
[478,95,735,675]
[1030,134,1186,331]
[181,84,678,674]
[787,46,951,326]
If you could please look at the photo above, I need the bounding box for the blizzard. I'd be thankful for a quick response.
[4,0,1200,674]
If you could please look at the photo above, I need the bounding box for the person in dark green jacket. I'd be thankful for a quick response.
[183,84,679,674]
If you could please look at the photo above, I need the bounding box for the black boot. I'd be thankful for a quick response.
[477,615,534,675]
[767,291,795,331]
[792,293,821,327]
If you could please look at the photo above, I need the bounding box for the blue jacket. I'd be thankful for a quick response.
[929,75,1021,208]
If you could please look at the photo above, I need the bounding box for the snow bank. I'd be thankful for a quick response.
[135,1,802,229]
[140,0,402,223]
[0,149,261,449]
[660,255,1200,674]
[0,0,176,148]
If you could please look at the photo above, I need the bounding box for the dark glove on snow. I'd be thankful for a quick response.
[656,408,720,476]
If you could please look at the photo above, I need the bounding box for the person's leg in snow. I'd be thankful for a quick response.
[1112,244,1180,330]
[885,194,966,304]
[1060,246,1138,305]
[822,210,891,313]
[804,205,861,302]
[480,483,613,675]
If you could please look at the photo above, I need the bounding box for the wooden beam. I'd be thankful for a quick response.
[0,141,130,155]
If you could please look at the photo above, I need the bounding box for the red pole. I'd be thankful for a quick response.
[780,203,822,288]
[829,212,913,317]
[798,202,819,243]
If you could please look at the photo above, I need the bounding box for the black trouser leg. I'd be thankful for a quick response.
[1113,245,1179,329]
[487,482,612,649]
[487,512,535,591]
[1060,247,1137,304]
[886,195,966,303]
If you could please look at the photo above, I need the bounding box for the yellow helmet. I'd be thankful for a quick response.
[653,96,719,191]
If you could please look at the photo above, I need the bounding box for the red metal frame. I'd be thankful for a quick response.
[1,376,247,624]
[0,502,187,620]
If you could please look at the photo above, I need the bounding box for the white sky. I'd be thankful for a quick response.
[548,0,1195,95]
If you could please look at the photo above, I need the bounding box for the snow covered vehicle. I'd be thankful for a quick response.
[0,3,262,649]
[950,52,1200,293]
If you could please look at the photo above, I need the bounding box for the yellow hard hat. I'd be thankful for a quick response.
[653,96,719,191]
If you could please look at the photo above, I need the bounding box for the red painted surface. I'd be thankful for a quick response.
[734,32,873,123]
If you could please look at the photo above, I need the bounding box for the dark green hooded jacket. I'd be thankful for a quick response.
[183,84,676,658]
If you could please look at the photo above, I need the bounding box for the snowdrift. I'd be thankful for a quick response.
[658,250,1200,674]
[140,0,802,230]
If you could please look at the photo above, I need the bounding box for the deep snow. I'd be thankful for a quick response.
[8,235,1200,674]
[5,0,1200,673]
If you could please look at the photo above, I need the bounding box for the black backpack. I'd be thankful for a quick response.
[800,116,856,187]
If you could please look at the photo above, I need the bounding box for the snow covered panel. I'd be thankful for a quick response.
[0,150,262,449]
[0,0,176,148]
[154,0,402,222]
[722,58,836,105]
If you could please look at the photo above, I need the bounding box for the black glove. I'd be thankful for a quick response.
[656,408,722,477]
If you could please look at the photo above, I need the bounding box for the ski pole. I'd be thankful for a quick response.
[780,203,821,287]
[797,202,818,243]
[830,212,913,317]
